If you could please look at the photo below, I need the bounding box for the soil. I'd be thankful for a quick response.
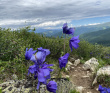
[66,63,100,93]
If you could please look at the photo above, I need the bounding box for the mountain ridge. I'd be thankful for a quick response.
[29,22,110,38]
[80,27,110,46]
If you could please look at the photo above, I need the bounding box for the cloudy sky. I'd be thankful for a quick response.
[1,0,110,30]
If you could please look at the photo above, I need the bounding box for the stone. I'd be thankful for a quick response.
[73,75,76,77]
[12,74,18,80]
[68,61,73,65]
[87,92,92,93]
[65,75,70,78]
[74,59,80,66]
[8,87,13,91]
[75,86,85,93]
[87,71,91,76]
[96,88,98,91]
[71,67,74,69]
[66,61,73,71]
[81,76,89,78]
[70,58,75,62]
[92,65,110,86]
[83,57,99,72]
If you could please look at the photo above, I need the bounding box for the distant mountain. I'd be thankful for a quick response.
[80,28,110,46]
[29,22,110,38]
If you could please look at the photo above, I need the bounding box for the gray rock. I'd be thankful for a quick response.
[70,58,75,62]
[66,61,73,71]
[75,86,85,93]
[83,57,99,72]
[1,78,75,93]
[12,74,18,81]
[74,59,80,66]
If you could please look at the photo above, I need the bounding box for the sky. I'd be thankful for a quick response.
[1,0,110,30]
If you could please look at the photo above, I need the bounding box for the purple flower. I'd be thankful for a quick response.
[98,85,110,93]
[30,47,50,64]
[25,48,37,60]
[37,47,50,56]
[46,81,57,93]
[101,91,107,93]
[98,85,105,92]
[37,69,50,89]
[63,23,74,35]
[69,36,80,51]
[42,62,54,72]
[30,51,47,64]
[28,64,38,75]
[107,88,110,93]
[59,53,69,69]
[37,63,54,90]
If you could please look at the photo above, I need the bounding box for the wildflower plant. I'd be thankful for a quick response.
[59,23,80,69]
[25,23,80,93]
[57,23,80,81]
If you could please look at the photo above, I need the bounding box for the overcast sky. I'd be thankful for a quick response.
[1,0,110,30]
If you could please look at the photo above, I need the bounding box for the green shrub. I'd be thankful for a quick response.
[97,74,110,87]
[0,26,110,80]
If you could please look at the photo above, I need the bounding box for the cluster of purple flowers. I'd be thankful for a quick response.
[25,23,80,93]
[98,85,110,93]
[25,47,57,93]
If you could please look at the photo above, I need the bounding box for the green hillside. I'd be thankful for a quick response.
[80,28,110,46]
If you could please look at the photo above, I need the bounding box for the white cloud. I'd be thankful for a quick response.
[1,0,110,29]
[43,27,61,29]
[0,19,26,25]
[88,23,101,26]
[31,20,71,27]
[82,23,101,26]
[0,18,42,26]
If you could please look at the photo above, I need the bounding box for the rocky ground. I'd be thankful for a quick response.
[0,77,74,93]
[1,57,110,93]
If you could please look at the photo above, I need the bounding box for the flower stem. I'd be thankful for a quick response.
[64,34,66,54]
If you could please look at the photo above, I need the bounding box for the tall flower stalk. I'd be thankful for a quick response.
[58,23,80,81]
[64,34,66,54]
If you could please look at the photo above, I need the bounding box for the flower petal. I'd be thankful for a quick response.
[37,81,40,90]
[38,70,45,82]
[46,81,57,93]
[42,68,50,77]
[37,47,50,56]
[71,42,79,49]
[28,65,37,74]
[59,53,69,69]
[25,48,37,60]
